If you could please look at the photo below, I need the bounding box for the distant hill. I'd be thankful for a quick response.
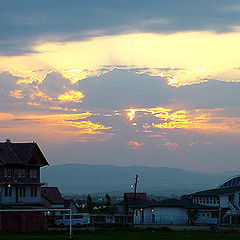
[41,164,239,196]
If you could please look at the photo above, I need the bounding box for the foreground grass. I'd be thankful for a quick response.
[1,229,240,240]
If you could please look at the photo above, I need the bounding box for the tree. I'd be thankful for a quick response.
[188,209,199,225]
[86,194,93,214]
[105,194,111,214]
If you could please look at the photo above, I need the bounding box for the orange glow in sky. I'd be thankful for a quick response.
[1,31,240,86]
[58,90,85,102]
[126,107,240,133]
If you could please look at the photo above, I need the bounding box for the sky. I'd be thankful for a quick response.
[1,0,240,172]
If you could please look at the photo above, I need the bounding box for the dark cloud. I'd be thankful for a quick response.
[0,71,20,91]
[76,69,171,109]
[175,80,240,109]
[1,68,240,113]
[40,71,73,97]
[74,69,240,110]
[1,0,240,55]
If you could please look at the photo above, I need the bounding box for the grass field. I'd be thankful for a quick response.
[1,229,240,240]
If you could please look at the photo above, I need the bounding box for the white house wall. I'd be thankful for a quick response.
[234,192,240,208]
[0,186,41,205]
[135,207,188,225]
[220,196,229,208]
[196,211,218,224]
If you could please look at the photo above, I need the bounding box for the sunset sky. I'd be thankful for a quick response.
[1,1,240,172]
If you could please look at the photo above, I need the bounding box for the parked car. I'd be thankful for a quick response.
[55,213,90,227]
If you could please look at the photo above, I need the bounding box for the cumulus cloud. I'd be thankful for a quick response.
[0,71,20,96]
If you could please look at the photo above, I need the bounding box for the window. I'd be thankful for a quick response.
[30,169,34,178]
[18,187,26,197]
[31,187,38,197]
[33,170,37,178]
[8,169,11,178]
[5,185,12,197]
[14,169,18,180]
[21,169,26,178]
[4,168,11,178]
[4,168,7,178]
[19,187,23,197]
[152,214,155,223]
[5,186,8,197]
[30,169,38,178]
[18,169,21,178]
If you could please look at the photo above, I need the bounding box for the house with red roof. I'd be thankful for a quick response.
[0,139,49,231]
[64,199,78,213]
[41,187,65,209]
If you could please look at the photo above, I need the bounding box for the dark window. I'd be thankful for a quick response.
[8,169,11,178]
[4,169,7,178]
[5,186,12,197]
[5,186,8,197]
[23,187,26,197]
[31,187,37,197]
[19,187,22,197]
[9,186,12,197]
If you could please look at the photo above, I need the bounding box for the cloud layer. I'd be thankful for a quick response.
[1,1,240,55]
[1,69,240,171]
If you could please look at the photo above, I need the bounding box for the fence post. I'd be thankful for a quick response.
[69,209,72,239]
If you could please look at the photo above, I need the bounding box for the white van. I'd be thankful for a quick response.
[55,213,90,227]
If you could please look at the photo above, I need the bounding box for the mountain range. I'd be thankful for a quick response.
[41,164,239,196]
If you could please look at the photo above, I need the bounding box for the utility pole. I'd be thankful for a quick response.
[132,174,139,228]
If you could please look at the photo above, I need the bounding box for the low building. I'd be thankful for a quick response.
[41,187,64,210]
[134,198,217,225]
[191,185,240,224]
[116,192,149,214]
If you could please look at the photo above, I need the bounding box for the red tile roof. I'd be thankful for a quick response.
[124,193,147,201]
[64,199,74,208]
[41,187,64,205]
[0,141,49,166]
